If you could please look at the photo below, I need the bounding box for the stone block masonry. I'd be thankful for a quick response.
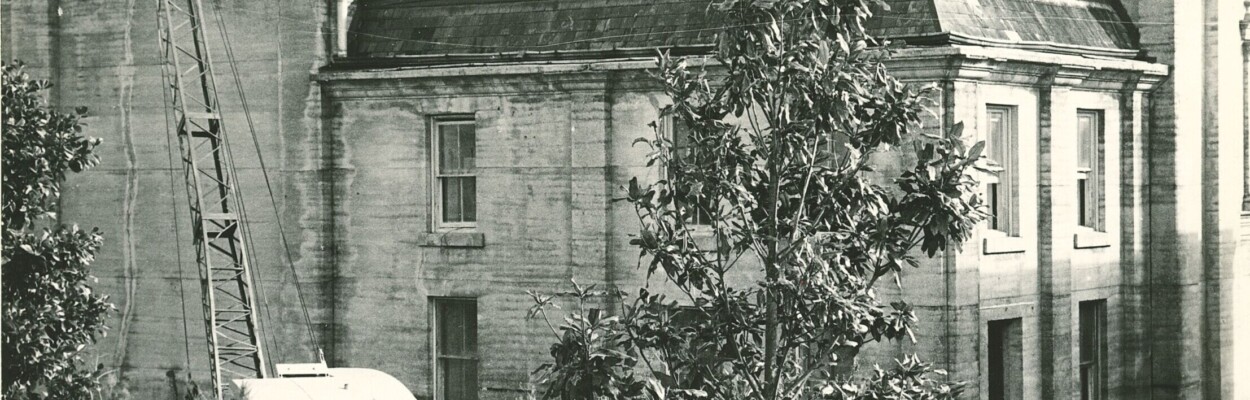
[4,0,1248,399]
[2,1,333,398]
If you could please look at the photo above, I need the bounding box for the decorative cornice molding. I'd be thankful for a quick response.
[317,45,1169,95]
[889,46,1164,91]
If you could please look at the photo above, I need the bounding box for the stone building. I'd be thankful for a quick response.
[1,0,1247,399]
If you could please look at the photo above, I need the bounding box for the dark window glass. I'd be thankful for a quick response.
[437,121,477,224]
[989,183,1000,230]
[435,299,478,400]
[1079,300,1107,400]
[988,318,1023,400]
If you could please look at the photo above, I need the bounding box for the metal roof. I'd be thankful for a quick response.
[344,0,1141,64]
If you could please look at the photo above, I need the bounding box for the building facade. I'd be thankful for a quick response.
[1,0,1247,399]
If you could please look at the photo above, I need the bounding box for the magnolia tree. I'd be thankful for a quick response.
[528,0,987,399]
[2,62,114,399]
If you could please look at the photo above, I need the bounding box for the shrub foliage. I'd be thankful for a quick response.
[3,62,113,399]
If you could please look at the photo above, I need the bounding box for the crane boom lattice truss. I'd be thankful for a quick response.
[156,0,269,398]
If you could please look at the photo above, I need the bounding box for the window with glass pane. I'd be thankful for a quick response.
[986,105,1017,235]
[1079,300,1107,400]
[1077,111,1101,229]
[434,298,478,400]
[436,120,476,226]
[666,116,712,226]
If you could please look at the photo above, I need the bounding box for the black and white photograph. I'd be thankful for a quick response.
[2,0,1249,399]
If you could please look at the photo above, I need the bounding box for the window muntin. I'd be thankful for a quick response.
[985,105,1018,236]
[1076,111,1102,230]
[664,115,712,226]
[433,298,479,400]
[1079,300,1107,400]
[987,318,1024,400]
[434,119,477,228]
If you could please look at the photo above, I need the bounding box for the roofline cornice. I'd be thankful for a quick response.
[883,32,1145,60]
[887,45,1168,90]
[316,44,1168,91]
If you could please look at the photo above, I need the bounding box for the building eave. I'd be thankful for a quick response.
[325,46,714,71]
[885,32,1145,60]
[316,44,1168,89]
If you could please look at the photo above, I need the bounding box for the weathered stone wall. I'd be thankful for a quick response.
[1120,0,1248,398]
[5,1,1246,399]
[316,50,1162,399]
[315,72,621,397]
[2,1,332,398]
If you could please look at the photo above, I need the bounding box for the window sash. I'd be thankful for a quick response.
[664,115,713,226]
[987,108,1009,167]
[436,300,477,356]
[438,122,476,175]
[440,177,477,224]
[1077,113,1095,170]
[1077,111,1102,230]
[438,358,479,400]
[434,298,479,400]
[434,120,477,227]
[986,105,1017,235]
[1079,301,1106,400]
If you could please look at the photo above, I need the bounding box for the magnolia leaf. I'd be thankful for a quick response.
[946,121,964,139]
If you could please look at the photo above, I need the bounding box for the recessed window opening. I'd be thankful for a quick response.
[433,118,477,228]
[664,115,712,226]
[988,318,1023,400]
[1079,300,1108,400]
[432,298,479,400]
[1077,110,1103,230]
[985,105,1019,236]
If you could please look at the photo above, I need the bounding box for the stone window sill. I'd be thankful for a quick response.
[419,231,485,248]
[1073,230,1111,249]
[983,236,1028,255]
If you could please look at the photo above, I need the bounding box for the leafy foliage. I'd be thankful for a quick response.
[2,64,98,230]
[530,0,987,399]
[3,62,113,399]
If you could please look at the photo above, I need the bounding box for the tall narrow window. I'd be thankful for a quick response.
[433,298,478,400]
[664,115,711,226]
[1076,111,1102,229]
[988,318,1023,400]
[434,119,477,227]
[985,105,1018,236]
[1079,300,1108,400]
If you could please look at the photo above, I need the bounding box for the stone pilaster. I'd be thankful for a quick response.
[1034,68,1075,399]
[1117,76,1151,400]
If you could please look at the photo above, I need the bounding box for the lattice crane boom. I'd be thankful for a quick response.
[155,0,268,398]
